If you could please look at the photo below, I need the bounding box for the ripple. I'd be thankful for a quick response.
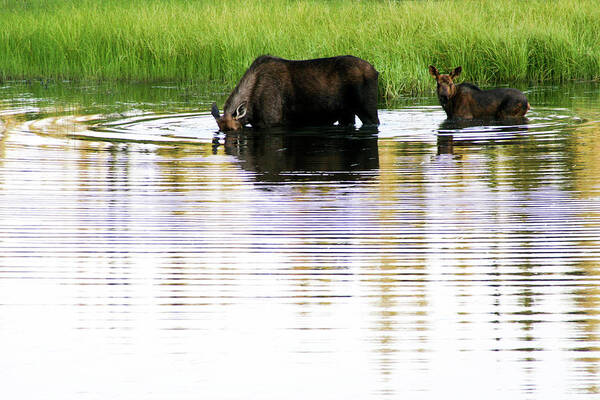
[1,83,600,400]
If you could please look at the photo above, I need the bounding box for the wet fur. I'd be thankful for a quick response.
[447,83,530,120]
[216,55,379,130]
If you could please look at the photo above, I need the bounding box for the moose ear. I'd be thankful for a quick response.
[428,65,439,78]
[233,102,247,120]
[450,66,462,79]
[211,103,221,120]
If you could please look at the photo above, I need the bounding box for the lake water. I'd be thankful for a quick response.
[1,81,599,399]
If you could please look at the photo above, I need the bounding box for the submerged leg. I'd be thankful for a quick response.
[356,77,380,126]
[357,108,379,126]
[338,113,356,127]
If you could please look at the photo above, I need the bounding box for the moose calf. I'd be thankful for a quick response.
[429,65,529,120]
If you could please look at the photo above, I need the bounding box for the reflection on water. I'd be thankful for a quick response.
[220,130,379,182]
[0,81,599,399]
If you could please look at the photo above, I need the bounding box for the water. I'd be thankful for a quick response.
[1,81,599,399]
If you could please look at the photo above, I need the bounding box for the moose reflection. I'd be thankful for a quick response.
[436,118,530,155]
[216,128,379,182]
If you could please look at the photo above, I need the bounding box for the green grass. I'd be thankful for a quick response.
[1,0,600,98]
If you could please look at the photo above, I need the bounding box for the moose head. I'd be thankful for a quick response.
[211,102,247,131]
[429,65,462,107]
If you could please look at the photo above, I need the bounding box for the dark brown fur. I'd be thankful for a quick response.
[429,65,530,120]
[212,55,380,131]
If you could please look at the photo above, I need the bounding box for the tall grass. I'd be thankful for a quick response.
[1,0,599,97]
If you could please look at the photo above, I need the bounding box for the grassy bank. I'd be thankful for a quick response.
[1,0,599,97]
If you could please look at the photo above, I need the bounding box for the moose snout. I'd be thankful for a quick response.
[439,94,450,106]
[217,115,244,132]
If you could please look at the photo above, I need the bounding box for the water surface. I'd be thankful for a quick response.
[1,81,599,399]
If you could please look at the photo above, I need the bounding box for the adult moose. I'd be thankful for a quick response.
[429,65,530,120]
[211,55,380,131]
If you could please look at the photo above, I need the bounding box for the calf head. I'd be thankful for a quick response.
[429,65,462,106]
[211,102,247,131]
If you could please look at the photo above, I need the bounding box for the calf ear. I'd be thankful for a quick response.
[428,65,439,78]
[450,66,462,79]
[211,103,221,120]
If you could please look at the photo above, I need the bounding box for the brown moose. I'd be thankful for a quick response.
[211,55,380,131]
[429,65,530,120]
